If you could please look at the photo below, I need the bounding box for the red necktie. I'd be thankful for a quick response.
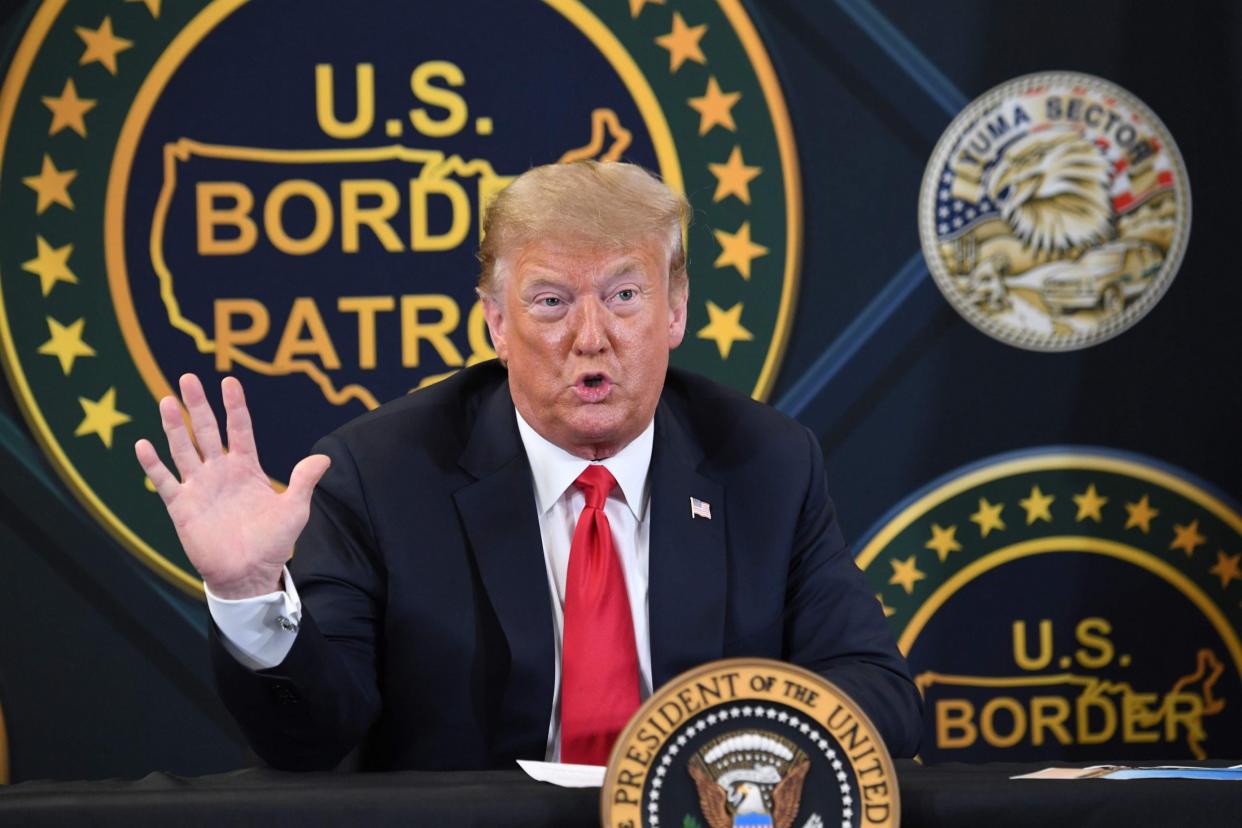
[560,465,640,765]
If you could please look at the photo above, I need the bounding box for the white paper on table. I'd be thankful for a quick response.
[1011,766,1123,780]
[517,759,606,788]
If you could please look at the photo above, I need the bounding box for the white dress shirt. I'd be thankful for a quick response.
[207,410,656,762]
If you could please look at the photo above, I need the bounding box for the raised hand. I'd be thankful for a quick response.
[133,374,331,599]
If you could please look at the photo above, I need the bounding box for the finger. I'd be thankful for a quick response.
[159,394,202,477]
[179,373,224,459]
[286,454,331,503]
[134,438,180,504]
[221,376,259,458]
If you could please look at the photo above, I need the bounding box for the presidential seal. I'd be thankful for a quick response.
[919,72,1190,350]
[0,1,800,593]
[859,448,1242,762]
[603,658,899,828]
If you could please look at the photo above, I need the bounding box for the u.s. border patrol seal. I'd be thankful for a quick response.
[919,72,1190,351]
[603,658,899,828]
[0,1,801,594]
[858,448,1242,762]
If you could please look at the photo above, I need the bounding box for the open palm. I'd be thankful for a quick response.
[134,374,330,599]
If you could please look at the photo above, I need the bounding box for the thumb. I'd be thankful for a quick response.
[287,454,331,502]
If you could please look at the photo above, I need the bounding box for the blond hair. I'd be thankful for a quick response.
[477,160,690,298]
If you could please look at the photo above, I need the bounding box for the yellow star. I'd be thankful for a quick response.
[22,236,78,296]
[688,76,741,135]
[1019,485,1055,525]
[628,0,665,18]
[925,523,962,562]
[970,498,1006,538]
[1170,520,1207,557]
[38,317,96,375]
[22,154,77,214]
[42,78,96,138]
[708,146,762,205]
[889,555,925,595]
[713,221,768,280]
[876,593,896,618]
[126,0,162,18]
[75,387,131,449]
[655,12,707,73]
[1073,483,1108,522]
[76,17,133,75]
[696,301,753,360]
[1124,495,1159,534]
[1209,550,1241,590]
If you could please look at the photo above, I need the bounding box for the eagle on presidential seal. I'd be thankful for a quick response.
[688,731,811,828]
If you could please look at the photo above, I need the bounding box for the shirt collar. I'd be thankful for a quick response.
[515,409,654,522]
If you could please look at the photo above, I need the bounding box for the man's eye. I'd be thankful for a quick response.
[616,289,637,302]
[538,296,562,307]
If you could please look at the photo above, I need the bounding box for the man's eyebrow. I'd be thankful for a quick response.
[519,274,570,292]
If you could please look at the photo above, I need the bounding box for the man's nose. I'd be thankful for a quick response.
[571,297,609,355]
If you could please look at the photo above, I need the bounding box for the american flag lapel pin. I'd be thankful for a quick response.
[689,496,712,520]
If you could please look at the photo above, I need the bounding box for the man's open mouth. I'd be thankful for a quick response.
[574,373,613,401]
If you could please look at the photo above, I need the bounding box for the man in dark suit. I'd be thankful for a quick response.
[134,161,921,771]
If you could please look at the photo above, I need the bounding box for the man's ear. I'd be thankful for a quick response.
[481,295,509,364]
[667,282,689,349]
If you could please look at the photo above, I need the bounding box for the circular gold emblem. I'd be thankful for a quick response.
[0,0,801,594]
[919,72,1190,351]
[603,658,899,828]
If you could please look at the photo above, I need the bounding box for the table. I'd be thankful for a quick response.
[0,760,1238,826]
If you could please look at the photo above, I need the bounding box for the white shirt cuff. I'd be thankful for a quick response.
[205,567,303,671]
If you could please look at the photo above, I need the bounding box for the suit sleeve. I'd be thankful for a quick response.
[782,426,923,758]
[210,432,385,770]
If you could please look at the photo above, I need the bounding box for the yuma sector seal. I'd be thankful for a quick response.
[858,449,1242,763]
[0,0,800,593]
[919,72,1190,351]
[603,659,899,828]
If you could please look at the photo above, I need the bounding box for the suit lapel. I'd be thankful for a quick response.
[648,399,727,689]
[453,380,554,759]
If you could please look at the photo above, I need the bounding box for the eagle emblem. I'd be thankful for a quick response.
[688,731,811,828]
[918,72,1190,351]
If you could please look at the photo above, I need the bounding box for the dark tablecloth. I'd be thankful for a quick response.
[1,760,1239,826]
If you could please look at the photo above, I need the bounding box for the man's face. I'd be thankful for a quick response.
[482,237,688,459]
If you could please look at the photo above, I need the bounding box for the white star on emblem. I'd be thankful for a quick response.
[777,712,789,722]
[938,206,949,217]
[837,770,848,782]
[842,795,852,806]
[939,188,949,199]
[942,172,953,183]
[938,223,949,234]
[706,714,717,725]
[669,745,679,756]
[952,217,963,228]
[831,758,842,769]
[677,735,687,746]
[839,783,851,795]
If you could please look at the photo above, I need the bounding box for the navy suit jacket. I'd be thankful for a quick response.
[211,361,921,770]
